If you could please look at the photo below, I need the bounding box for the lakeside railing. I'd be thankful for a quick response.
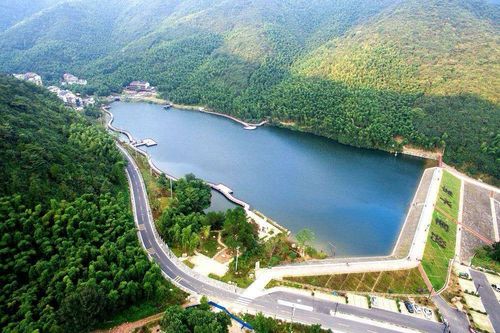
[114,128,245,295]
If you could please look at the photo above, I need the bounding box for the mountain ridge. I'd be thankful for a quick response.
[0,0,498,182]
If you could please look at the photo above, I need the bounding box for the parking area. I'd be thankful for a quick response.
[370,296,399,313]
[346,293,369,309]
[485,273,500,302]
[469,311,494,333]
[398,299,438,322]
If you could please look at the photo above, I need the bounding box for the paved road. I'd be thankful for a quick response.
[431,295,469,333]
[122,146,445,332]
[470,270,500,332]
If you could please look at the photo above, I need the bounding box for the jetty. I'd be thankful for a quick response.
[134,138,157,147]
[197,107,268,129]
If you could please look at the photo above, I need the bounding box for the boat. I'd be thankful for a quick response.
[244,125,257,130]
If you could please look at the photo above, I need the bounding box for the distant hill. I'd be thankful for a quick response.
[296,0,499,102]
[0,0,498,183]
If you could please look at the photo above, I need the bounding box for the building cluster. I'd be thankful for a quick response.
[47,86,95,110]
[62,73,87,85]
[13,72,43,86]
[125,80,156,93]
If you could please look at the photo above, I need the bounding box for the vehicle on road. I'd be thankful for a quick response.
[423,307,432,319]
[404,301,415,313]
[492,284,500,292]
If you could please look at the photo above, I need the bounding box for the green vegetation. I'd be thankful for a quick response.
[0,75,185,332]
[156,174,258,255]
[1,0,498,183]
[422,171,461,291]
[200,231,221,258]
[126,146,173,218]
[279,268,429,295]
[243,313,331,333]
[472,242,500,273]
[160,298,231,333]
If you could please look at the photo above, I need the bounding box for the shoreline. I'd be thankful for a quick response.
[115,93,268,129]
[102,104,437,261]
[102,106,287,236]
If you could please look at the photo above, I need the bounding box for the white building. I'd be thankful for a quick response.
[127,80,152,91]
[47,86,83,108]
[62,73,87,85]
[13,72,43,86]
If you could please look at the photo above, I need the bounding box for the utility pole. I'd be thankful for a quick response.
[235,246,240,272]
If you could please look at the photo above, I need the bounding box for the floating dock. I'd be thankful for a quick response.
[134,138,157,147]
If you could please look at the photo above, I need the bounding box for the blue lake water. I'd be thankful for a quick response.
[111,102,425,256]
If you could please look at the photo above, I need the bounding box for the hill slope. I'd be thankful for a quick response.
[0,76,184,332]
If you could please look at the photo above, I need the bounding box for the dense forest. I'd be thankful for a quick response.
[0,75,185,332]
[0,0,498,183]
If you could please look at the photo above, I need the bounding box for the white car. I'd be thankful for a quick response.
[413,304,422,314]
[492,284,500,293]
[423,308,433,319]
[370,296,378,307]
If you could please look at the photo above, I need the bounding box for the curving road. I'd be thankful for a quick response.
[121,145,445,333]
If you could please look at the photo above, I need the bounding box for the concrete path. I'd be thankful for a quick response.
[245,168,443,298]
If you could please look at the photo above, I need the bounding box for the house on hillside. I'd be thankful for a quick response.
[13,72,43,86]
[127,80,152,92]
[47,86,84,108]
[62,73,87,85]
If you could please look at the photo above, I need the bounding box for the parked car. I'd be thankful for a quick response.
[404,301,414,313]
[459,272,470,279]
[370,296,378,307]
[413,304,422,314]
[423,307,433,319]
[492,284,500,292]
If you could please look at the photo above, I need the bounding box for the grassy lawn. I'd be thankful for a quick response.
[281,268,429,295]
[421,170,460,291]
[199,231,220,257]
[209,270,255,288]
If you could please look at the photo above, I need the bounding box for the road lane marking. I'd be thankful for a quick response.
[277,300,313,311]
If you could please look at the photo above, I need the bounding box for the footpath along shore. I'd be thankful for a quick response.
[114,94,268,129]
[102,106,285,239]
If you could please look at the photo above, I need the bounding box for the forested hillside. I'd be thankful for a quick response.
[0,0,498,182]
[0,76,184,332]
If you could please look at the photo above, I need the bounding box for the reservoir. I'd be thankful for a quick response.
[111,102,425,256]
